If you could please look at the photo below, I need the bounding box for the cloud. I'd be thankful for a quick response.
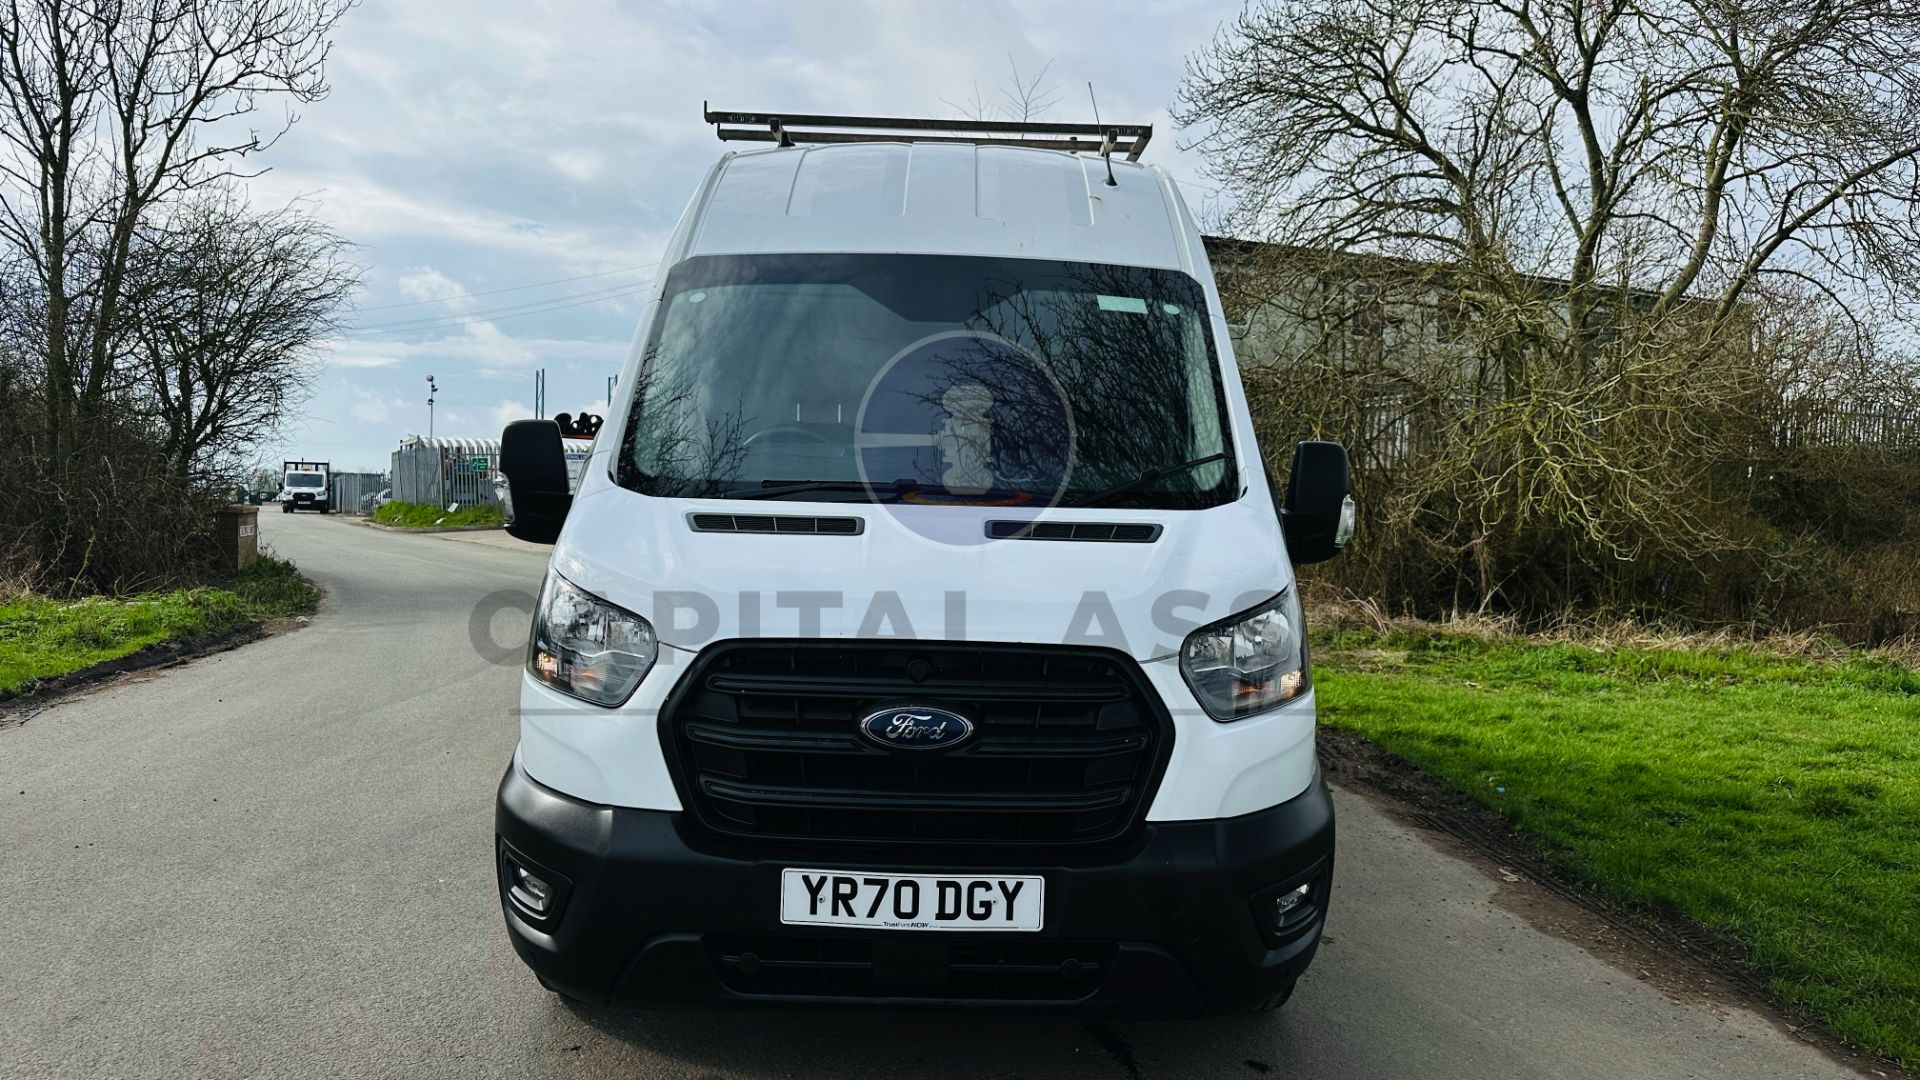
[246,167,667,272]
[322,324,628,378]
[395,267,478,312]
[349,384,395,422]
[329,348,407,370]
[490,398,536,430]
[247,0,1240,468]
[549,150,605,183]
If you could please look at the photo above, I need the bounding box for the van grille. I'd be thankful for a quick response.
[659,641,1171,848]
[707,934,1115,1001]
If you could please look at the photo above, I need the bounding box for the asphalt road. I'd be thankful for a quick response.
[0,512,1870,1080]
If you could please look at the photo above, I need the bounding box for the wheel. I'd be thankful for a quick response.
[1247,977,1298,1014]
[281,504,291,513]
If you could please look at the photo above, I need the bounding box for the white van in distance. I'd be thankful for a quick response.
[496,110,1353,1014]
[281,460,330,513]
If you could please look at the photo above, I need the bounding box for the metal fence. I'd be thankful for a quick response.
[391,436,501,508]
[329,471,390,515]
[1337,392,1920,474]
[1773,406,1920,452]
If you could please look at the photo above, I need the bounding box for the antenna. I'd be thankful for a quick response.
[1087,82,1117,187]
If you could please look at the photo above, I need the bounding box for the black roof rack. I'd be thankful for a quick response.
[702,105,1153,161]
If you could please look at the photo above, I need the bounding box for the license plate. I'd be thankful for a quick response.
[779,869,1044,931]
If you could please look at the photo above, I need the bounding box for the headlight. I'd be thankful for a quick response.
[1180,589,1309,720]
[527,573,657,706]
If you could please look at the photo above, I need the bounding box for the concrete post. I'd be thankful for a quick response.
[214,504,260,572]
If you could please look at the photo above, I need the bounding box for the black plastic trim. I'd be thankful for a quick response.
[654,639,1176,851]
[985,520,1162,542]
[687,512,864,535]
[497,839,574,932]
[495,761,1335,1015]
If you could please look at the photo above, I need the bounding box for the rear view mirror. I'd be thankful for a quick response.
[501,419,573,544]
[1281,440,1353,565]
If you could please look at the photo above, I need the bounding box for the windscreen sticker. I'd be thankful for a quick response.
[1095,295,1149,314]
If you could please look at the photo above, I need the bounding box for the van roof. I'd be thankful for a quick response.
[686,142,1195,273]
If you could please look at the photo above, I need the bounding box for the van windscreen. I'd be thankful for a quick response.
[617,254,1236,510]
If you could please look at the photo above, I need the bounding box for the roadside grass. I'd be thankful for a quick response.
[370,500,504,528]
[1313,624,1920,1066]
[0,555,319,696]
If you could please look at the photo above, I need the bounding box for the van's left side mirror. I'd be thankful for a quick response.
[1281,439,1354,565]
[501,419,573,544]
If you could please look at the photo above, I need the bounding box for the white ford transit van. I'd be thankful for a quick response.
[495,110,1353,1015]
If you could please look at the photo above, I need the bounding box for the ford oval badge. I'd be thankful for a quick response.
[858,705,975,751]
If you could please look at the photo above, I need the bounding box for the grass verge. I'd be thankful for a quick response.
[0,556,319,697]
[369,500,504,528]
[1313,622,1920,1066]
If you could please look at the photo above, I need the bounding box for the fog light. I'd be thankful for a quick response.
[510,865,553,914]
[1251,868,1328,946]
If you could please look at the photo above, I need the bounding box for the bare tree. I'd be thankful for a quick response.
[0,0,352,592]
[941,55,1063,124]
[1180,0,1920,624]
[0,0,351,463]
[126,188,359,479]
[1179,0,1920,342]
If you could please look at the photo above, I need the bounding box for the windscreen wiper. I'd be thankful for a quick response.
[723,479,909,500]
[1061,452,1229,506]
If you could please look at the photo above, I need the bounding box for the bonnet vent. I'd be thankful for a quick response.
[986,520,1162,543]
[689,513,863,535]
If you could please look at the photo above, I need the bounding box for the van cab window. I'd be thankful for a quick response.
[617,254,1236,508]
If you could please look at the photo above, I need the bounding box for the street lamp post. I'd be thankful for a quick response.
[426,374,438,439]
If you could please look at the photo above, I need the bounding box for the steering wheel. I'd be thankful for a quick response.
[744,423,834,446]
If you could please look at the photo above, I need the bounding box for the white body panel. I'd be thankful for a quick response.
[518,656,1317,822]
[547,483,1287,659]
[517,142,1319,823]
[692,144,1189,271]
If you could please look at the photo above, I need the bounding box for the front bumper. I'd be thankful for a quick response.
[495,761,1334,1015]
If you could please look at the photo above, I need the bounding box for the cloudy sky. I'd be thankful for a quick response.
[253,0,1241,469]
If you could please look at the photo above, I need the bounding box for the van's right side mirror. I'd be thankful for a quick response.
[501,419,573,544]
[1281,439,1354,565]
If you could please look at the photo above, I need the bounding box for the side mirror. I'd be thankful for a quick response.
[501,419,573,544]
[1281,439,1354,565]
